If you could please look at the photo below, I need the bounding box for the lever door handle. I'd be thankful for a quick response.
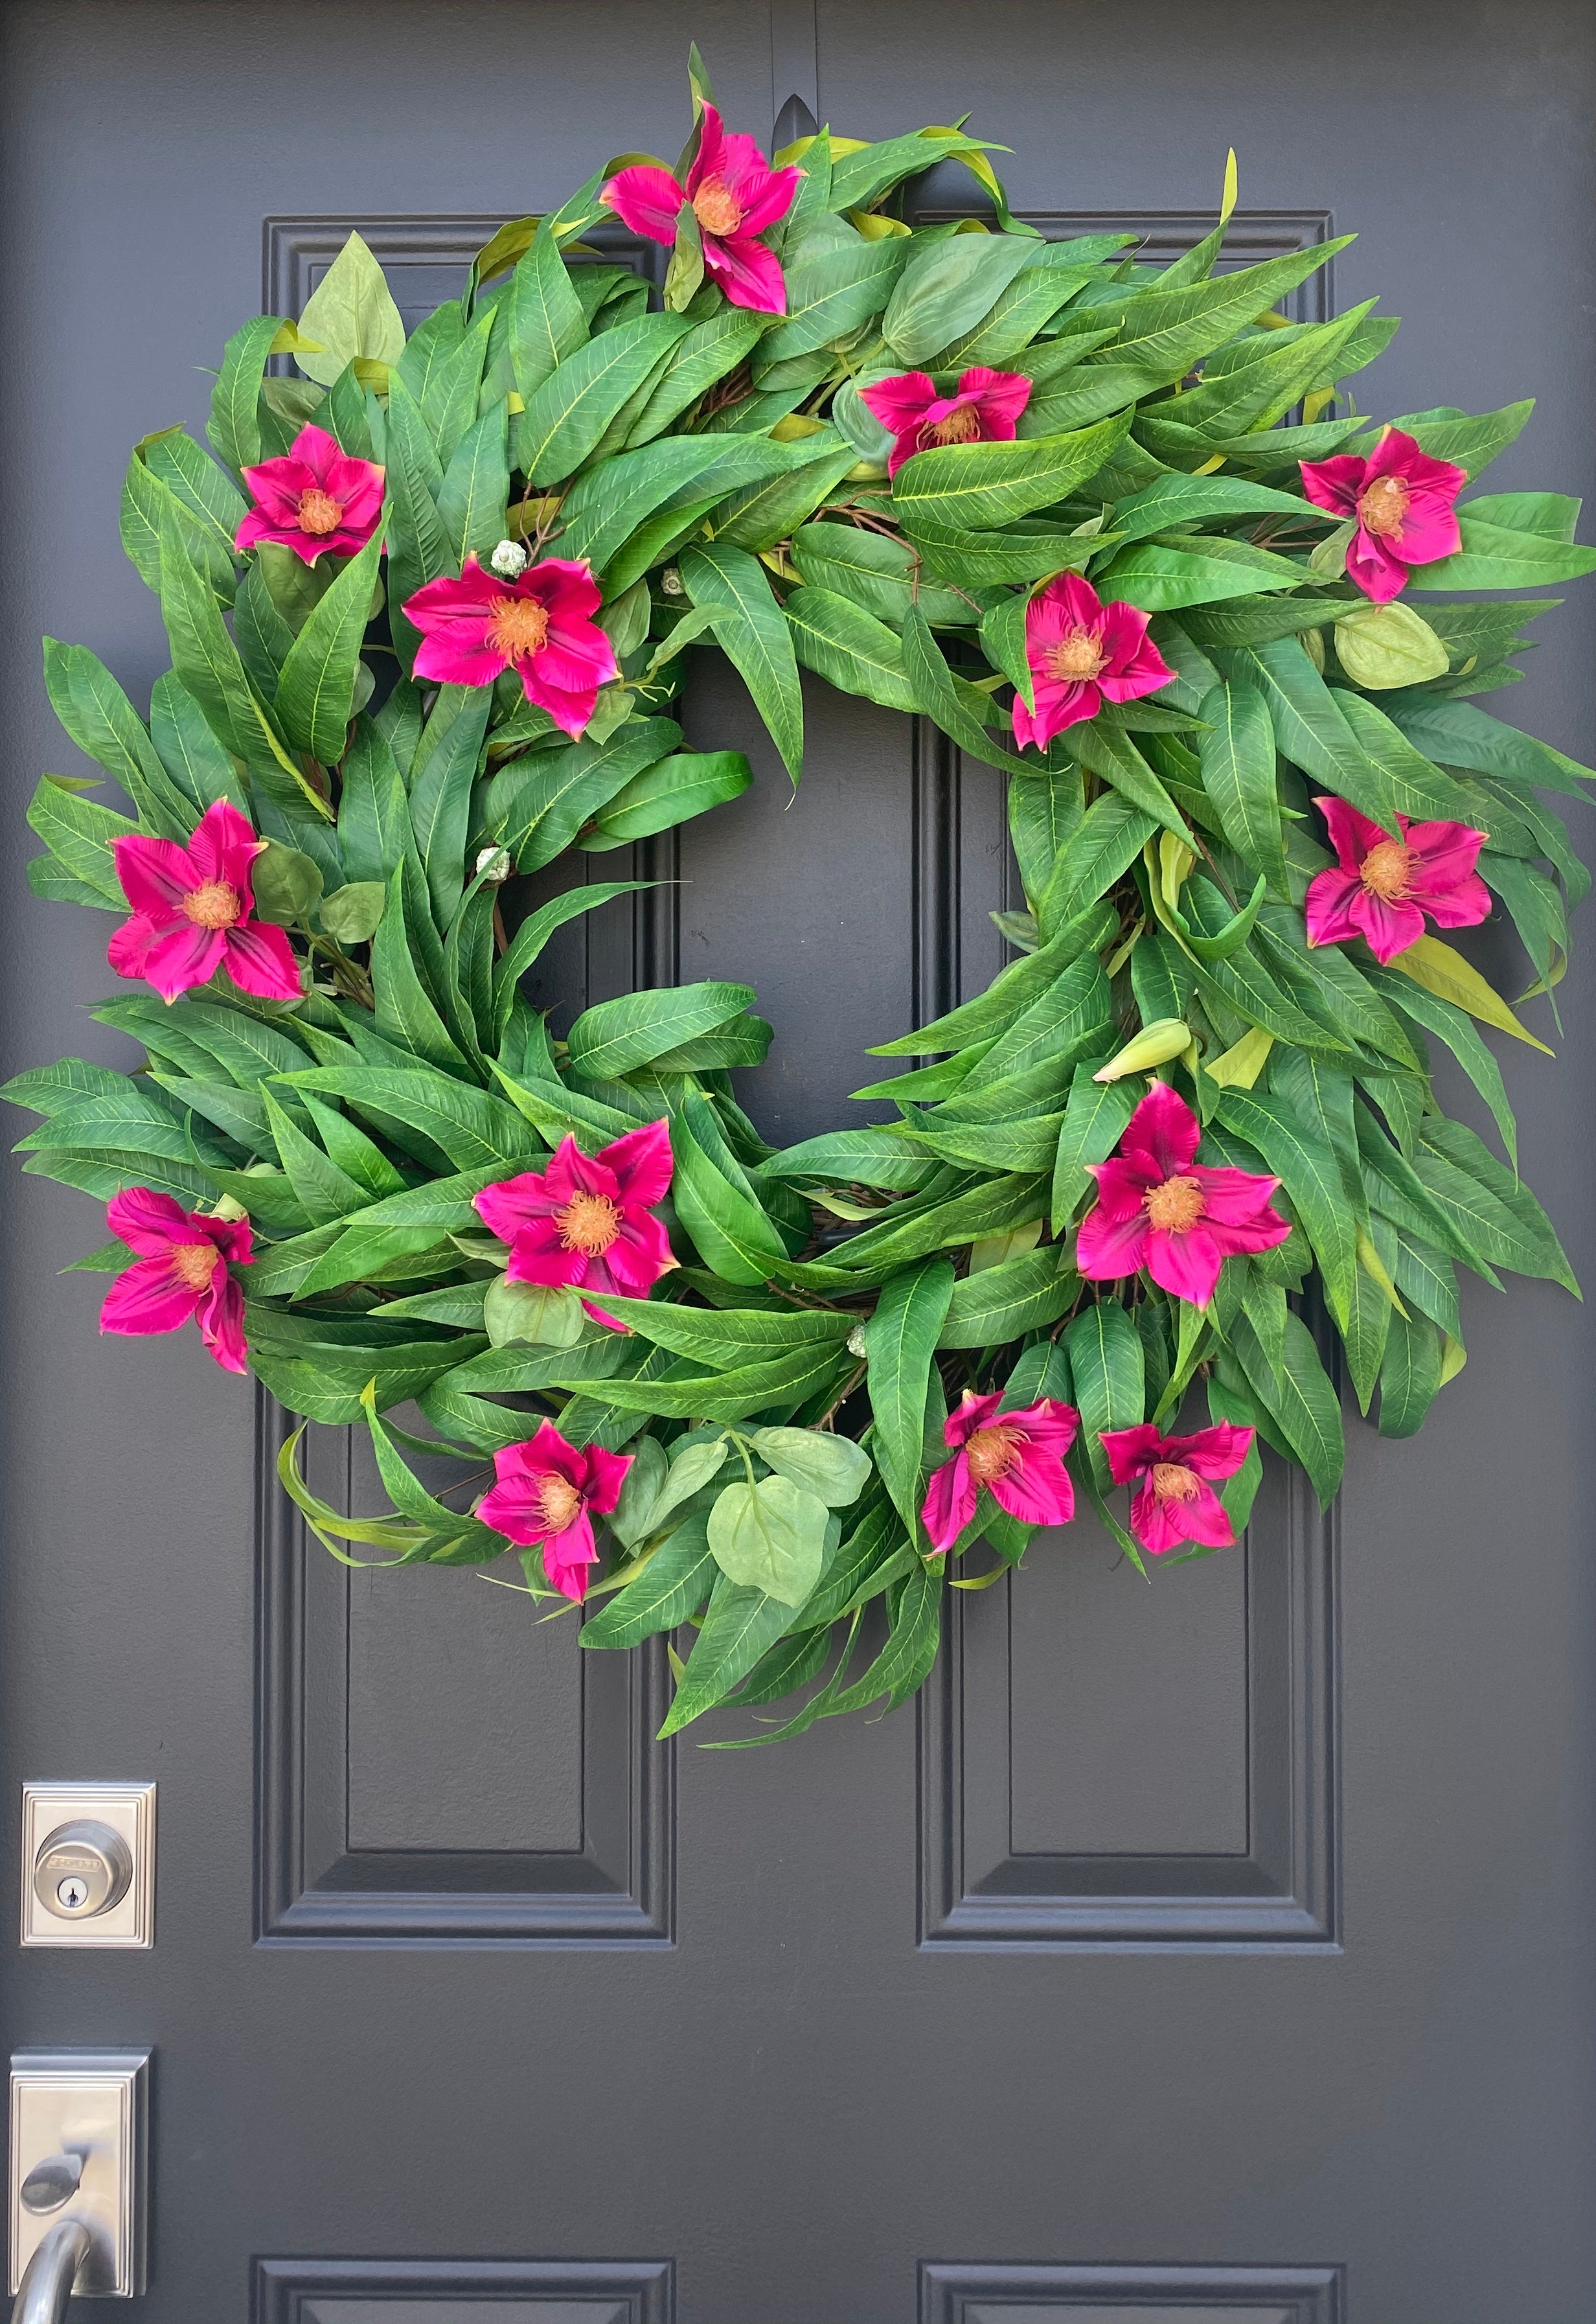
[10,2220,93,2324]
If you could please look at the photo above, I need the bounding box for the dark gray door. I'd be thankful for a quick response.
[3,3,1593,2319]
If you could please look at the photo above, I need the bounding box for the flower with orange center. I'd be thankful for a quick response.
[476,1420,633,1604]
[1014,571,1174,751]
[1300,423,1466,602]
[1078,1083,1290,1309]
[109,799,301,1005]
[1305,798,1489,964]
[861,364,1032,476]
[236,422,385,566]
[691,177,744,237]
[475,1121,676,1331]
[601,101,800,314]
[1100,1421,1257,1558]
[922,1388,1080,1555]
[99,1187,253,1373]
[404,555,617,740]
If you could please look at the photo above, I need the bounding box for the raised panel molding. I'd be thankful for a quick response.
[919,1459,1338,1949]
[920,2262,1344,2322]
[253,2256,672,2323]
[254,1394,673,1944]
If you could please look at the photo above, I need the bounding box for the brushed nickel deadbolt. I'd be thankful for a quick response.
[19,1787,155,1949]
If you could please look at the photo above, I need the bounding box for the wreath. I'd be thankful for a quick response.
[10,49,1594,1743]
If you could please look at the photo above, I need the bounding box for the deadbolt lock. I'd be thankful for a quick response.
[33,1823,133,1921]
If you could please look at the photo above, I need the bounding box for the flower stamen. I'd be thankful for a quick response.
[1357,474,1411,538]
[179,880,242,930]
[297,486,345,536]
[691,178,744,236]
[965,1422,1023,1487]
[486,595,552,662]
[1143,1174,1207,1234]
[926,404,981,446]
[554,1191,622,1258]
[1358,837,1416,901]
[1150,1461,1202,1504]
[536,1474,585,1534]
[1046,624,1109,684]
[170,1241,220,1291]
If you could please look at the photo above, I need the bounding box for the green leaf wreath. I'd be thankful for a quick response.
[10,51,1593,1740]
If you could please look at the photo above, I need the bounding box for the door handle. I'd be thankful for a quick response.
[6,2054,148,2301]
[10,2219,93,2324]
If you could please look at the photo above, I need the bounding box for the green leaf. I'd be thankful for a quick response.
[670,1105,790,1285]
[782,584,918,713]
[1216,1085,1356,1331]
[508,223,587,402]
[436,400,510,566]
[284,1063,539,1175]
[1376,1308,1443,1438]
[410,689,492,931]
[658,1572,794,1734]
[489,717,682,872]
[581,1513,719,1648]
[515,312,687,486]
[1064,1300,1145,1491]
[319,880,386,944]
[749,1427,872,1507]
[864,1258,956,1537]
[883,231,1034,364]
[708,1473,830,1605]
[294,231,405,387]
[482,1276,586,1348]
[1236,1308,1344,1506]
[579,750,752,851]
[25,775,137,904]
[1409,514,1596,592]
[1196,679,1285,892]
[251,839,323,924]
[209,314,281,476]
[566,981,753,1081]
[1097,534,1310,612]
[149,671,249,817]
[273,528,383,765]
[43,638,192,840]
[680,543,804,780]
[1052,1066,1137,1232]
[893,410,1132,533]
[937,1245,1076,1346]
[758,230,908,364]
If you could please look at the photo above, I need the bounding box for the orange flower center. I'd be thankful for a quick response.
[692,178,744,236]
[1359,838,1416,901]
[1046,624,1108,683]
[537,1474,585,1534]
[1144,1174,1207,1234]
[486,595,551,662]
[1357,474,1410,538]
[1151,1461,1201,1504]
[170,1241,220,1291]
[555,1191,622,1258]
[297,487,344,536]
[180,880,242,930]
[928,404,982,446]
[965,1421,1023,1487]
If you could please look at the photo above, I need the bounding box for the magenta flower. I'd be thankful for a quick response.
[99,1187,252,1373]
[108,800,301,1005]
[1077,1083,1290,1309]
[235,422,385,566]
[1099,1420,1256,1557]
[600,102,800,315]
[1011,572,1174,752]
[475,1420,631,1602]
[1305,798,1490,965]
[863,365,1032,478]
[404,555,617,739]
[475,1120,675,1330]
[921,1388,1078,1554]
[1299,424,1466,604]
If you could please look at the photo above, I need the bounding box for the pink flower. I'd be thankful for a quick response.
[920,1388,1078,1554]
[475,1420,631,1602]
[99,1188,252,1372]
[862,365,1032,478]
[475,1121,676,1330]
[1305,798,1490,965]
[600,102,800,315]
[1077,1083,1291,1309]
[1299,424,1466,604]
[108,800,301,1005]
[1099,1420,1255,1557]
[1011,572,1174,752]
[235,423,385,566]
[404,555,617,739]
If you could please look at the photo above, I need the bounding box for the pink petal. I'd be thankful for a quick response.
[414,632,507,689]
[106,1186,193,1254]
[1346,525,1408,603]
[529,557,604,622]
[595,1214,674,1293]
[1161,1420,1255,1482]
[197,1271,248,1372]
[602,1118,674,1207]
[990,1442,1075,1528]
[524,675,600,737]
[1099,1423,1164,1486]
[1404,820,1485,896]
[524,1420,589,1492]
[701,235,787,316]
[1096,612,1174,700]
[728,160,803,237]
[543,1511,598,1602]
[221,921,302,1001]
[685,101,728,193]
[475,1171,554,1243]
[1187,1163,1283,1230]
[288,424,344,481]
[112,833,196,919]
[133,919,229,1002]
[535,625,619,695]
[186,800,261,891]
[106,912,165,982]
[1012,676,1098,750]
[1419,871,1492,932]
[1129,1475,1234,1555]
[238,455,319,520]
[1123,1082,1201,1178]
[999,1398,1079,1460]
[1347,887,1427,963]
[1143,1225,1226,1307]
[579,1444,632,1518]
[1074,1201,1151,1282]
[1304,865,1366,949]
[1297,453,1366,518]
[922,1450,977,1553]
[1363,429,1465,504]
[1200,1210,1292,1261]
[946,1388,1005,1449]
[1392,503,1463,568]
[506,1238,587,1290]
[1314,794,1388,871]
[600,165,687,246]
[960,367,1032,430]
[475,1475,541,1542]
[100,1255,200,1337]
[1084,1151,1164,1221]
[862,371,937,435]
[578,1296,630,1332]
[551,1136,620,1204]
[234,511,332,566]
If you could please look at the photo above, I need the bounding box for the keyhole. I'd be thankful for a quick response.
[56,1876,89,1912]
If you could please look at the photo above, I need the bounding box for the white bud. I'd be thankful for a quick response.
[660,564,686,597]
[490,538,529,579]
[847,1323,869,1360]
[475,846,513,885]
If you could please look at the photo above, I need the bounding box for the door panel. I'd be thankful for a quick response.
[3,3,1593,2320]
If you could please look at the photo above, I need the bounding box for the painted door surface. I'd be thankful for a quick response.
[3,4,1593,2320]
